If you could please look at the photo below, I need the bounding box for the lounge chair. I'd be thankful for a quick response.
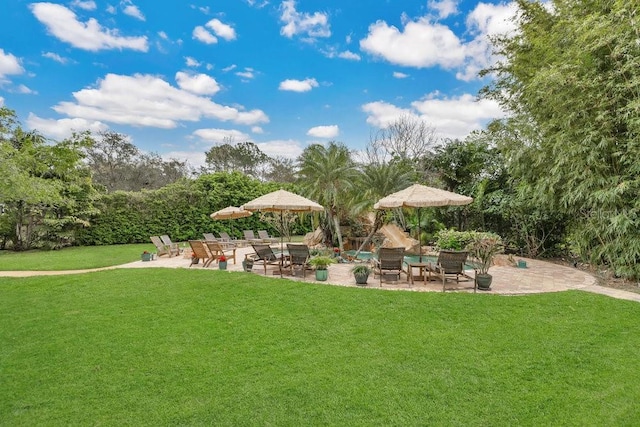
[286,243,311,277]
[243,230,265,244]
[203,233,217,241]
[150,235,179,257]
[188,240,214,267]
[160,235,181,255]
[219,231,247,247]
[372,247,407,286]
[427,250,474,292]
[248,243,283,275]
[205,241,237,265]
[258,230,279,244]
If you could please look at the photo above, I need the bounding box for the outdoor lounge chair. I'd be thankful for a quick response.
[150,235,180,257]
[428,250,474,292]
[219,231,246,247]
[188,240,214,267]
[160,235,181,255]
[258,230,279,244]
[249,243,283,275]
[244,230,265,244]
[205,241,237,265]
[286,243,311,277]
[372,247,407,286]
[203,233,217,241]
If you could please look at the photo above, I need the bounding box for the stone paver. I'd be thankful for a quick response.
[2,246,639,302]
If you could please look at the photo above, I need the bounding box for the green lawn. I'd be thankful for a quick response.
[1,268,639,425]
[0,244,156,270]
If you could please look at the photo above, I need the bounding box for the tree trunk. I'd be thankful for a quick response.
[354,211,384,258]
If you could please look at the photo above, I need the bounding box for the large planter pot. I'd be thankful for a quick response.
[476,273,492,291]
[315,269,329,281]
[141,253,152,262]
[242,259,253,272]
[219,261,228,270]
[354,273,369,286]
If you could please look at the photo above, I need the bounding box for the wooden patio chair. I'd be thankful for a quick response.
[286,243,311,277]
[188,240,214,267]
[219,231,246,247]
[150,235,179,257]
[372,247,407,286]
[205,241,237,265]
[428,250,474,292]
[243,230,265,244]
[160,235,181,255]
[258,230,279,244]
[248,243,283,275]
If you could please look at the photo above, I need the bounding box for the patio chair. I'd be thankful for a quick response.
[248,243,283,275]
[203,232,217,241]
[428,250,474,292]
[244,230,265,244]
[160,235,181,255]
[258,230,279,245]
[188,240,214,267]
[372,247,407,286]
[205,241,237,265]
[150,235,179,257]
[219,231,247,247]
[286,243,311,277]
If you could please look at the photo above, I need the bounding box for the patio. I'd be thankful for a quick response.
[114,245,640,302]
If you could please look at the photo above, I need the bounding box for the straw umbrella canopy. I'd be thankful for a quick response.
[374,184,473,261]
[241,189,324,275]
[210,206,252,220]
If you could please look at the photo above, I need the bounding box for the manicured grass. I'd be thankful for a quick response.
[0,244,157,270]
[1,269,639,425]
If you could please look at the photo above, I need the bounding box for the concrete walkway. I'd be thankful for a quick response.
[2,246,639,303]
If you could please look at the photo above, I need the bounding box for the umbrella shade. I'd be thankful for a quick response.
[241,189,324,277]
[241,189,324,213]
[210,206,252,220]
[374,184,473,263]
[374,184,473,209]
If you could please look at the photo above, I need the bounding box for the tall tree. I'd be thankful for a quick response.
[482,0,640,277]
[204,141,270,180]
[297,142,358,250]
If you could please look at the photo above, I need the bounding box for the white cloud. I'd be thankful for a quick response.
[106,4,116,14]
[278,78,318,92]
[70,0,97,11]
[193,26,217,44]
[162,150,206,170]
[251,126,264,134]
[279,0,330,39]
[50,73,269,128]
[393,71,409,79]
[17,84,36,94]
[205,18,236,41]
[158,31,169,40]
[175,72,221,95]
[362,93,506,140]
[185,56,201,67]
[0,97,4,106]
[29,2,148,52]
[26,113,108,140]
[255,139,304,159]
[43,51,68,64]
[222,64,237,72]
[193,128,250,143]
[338,50,360,61]
[360,18,465,69]
[307,125,339,138]
[123,2,145,21]
[0,49,24,77]
[236,70,255,80]
[428,0,458,19]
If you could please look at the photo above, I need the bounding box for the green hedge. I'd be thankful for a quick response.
[77,172,313,245]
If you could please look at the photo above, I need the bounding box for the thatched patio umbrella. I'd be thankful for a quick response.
[374,184,473,261]
[241,189,324,275]
[210,206,252,220]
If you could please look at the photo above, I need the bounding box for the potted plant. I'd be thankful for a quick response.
[218,254,228,270]
[141,250,152,262]
[466,232,504,291]
[309,255,335,281]
[242,256,254,272]
[351,264,371,286]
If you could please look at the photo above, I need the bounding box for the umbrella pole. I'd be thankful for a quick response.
[280,211,284,277]
[418,208,422,263]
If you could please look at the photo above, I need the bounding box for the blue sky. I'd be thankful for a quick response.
[0,0,517,168]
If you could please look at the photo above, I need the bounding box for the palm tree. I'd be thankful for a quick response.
[350,162,413,256]
[297,142,358,250]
